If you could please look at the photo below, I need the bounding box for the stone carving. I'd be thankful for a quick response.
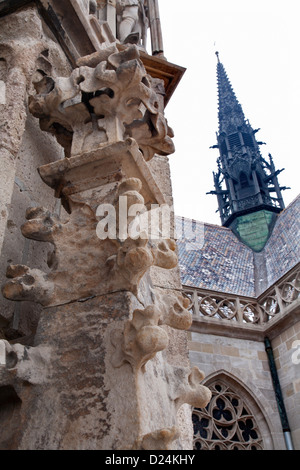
[0,340,51,386]
[0,18,209,447]
[3,263,55,307]
[115,177,147,240]
[2,177,178,306]
[151,239,178,270]
[111,290,192,371]
[139,426,179,450]
[174,366,212,411]
[0,7,57,260]
[111,304,169,371]
[2,203,109,307]
[193,381,263,450]
[156,291,192,330]
[104,177,178,293]
[29,44,174,161]
[116,0,149,46]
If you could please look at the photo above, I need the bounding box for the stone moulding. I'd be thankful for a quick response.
[37,138,166,212]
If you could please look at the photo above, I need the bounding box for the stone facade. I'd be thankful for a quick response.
[272,322,300,446]
[188,332,286,449]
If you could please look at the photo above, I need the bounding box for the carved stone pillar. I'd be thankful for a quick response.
[1,44,211,450]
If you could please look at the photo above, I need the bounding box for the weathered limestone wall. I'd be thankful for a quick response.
[0,7,44,256]
[0,114,66,339]
[272,321,300,449]
[188,331,287,449]
[0,6,72,339]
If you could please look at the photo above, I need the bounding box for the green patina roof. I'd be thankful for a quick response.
[231,210,277,252]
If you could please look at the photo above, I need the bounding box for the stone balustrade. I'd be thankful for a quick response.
[183,263,300,339]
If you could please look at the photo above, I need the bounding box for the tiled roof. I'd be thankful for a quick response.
[263,194,300,287]
[176,217,255,297]
[176,194,300,297]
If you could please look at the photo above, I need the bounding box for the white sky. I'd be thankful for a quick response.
[157,0,300,225]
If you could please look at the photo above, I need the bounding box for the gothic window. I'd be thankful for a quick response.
[192,381,264,450]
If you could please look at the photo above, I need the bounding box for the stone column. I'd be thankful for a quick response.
[148,0,164,55]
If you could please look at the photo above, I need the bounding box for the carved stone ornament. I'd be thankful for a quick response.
[2,177,178,306]
[28,44,175,161]
[139,427,180,450]
[174,366,212,411]
[0,339,51,387]
[111,304,169,371]
[110,290,193,372]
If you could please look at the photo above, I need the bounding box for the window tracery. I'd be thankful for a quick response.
[192,381,264,450]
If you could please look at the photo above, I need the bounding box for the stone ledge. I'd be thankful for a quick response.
[38,138,167,212]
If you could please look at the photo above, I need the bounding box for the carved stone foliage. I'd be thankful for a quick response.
[0,339,51,387]
[2,177,178,307]
[28,44,174,161]
[110,286,212,450]
[139,427,179,451]
[0,28,208,448]
[111,290,193,372]
[155,290,192,330]
[174,367,212,412]
[111,304,169,372]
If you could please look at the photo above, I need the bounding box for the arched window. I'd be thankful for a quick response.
[192,381,264,450]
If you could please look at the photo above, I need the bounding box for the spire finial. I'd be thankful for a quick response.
[215,51,220,63]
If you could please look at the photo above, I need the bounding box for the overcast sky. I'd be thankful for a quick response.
[157,0,300,225]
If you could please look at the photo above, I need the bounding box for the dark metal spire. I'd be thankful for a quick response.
[208,54,288,249]
[216,56,246,134]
